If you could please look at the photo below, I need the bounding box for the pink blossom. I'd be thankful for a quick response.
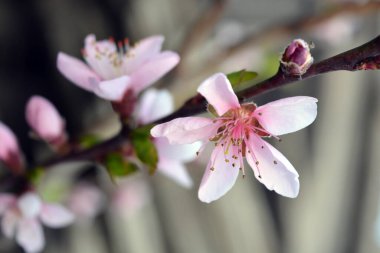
[112,177,151,219]
[57,35,180,102]
[25,96,67,147]
[136,89,201,188]
[0,122,24,173]
[151,73,318,203]
[0,192,74,253]
[66,183,105,220]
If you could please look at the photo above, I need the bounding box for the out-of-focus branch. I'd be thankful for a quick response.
[175,0,227,75]
[198,2,380,76]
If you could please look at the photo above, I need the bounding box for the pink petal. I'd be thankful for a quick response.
[0,122,23,171]
[18,193,42,219]
[39,204,74,228]
[67,183,105,219]
[124,35,164,73]
[197,73,240,116]
[1,209,19,238]
[155,137,200,163]
[254,96,318,135]
[25,96,65,142]
[57,52,101,92]
[16,218,44,253]
[0,194,16,215]
[129,51,180,94]
[246,134,299,198]
[136,89,174,124]
[151,117,218,145]
[157,158,193,188]
[92,76,131,101]
[198,146,240,203]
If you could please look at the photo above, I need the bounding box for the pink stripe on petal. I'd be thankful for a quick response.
[16,218,44,253]
[151,117,218,145]
[254,96,318,135]
[246,134,299,198]
[198,146,240,203]
[92,76,131,101]
[130,51,180,94]
[25,96,65,142]
[197,73,240,116]
[57,52,101,92]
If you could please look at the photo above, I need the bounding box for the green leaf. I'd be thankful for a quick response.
[130,126,158,174]
[79,134,101,149]
[105,152,139,178]
[227,69,258,91]
[28,167,45,186]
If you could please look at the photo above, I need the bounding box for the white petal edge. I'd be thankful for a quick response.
[157,158,193,188]
[130,51,180,94]
[57,52,100,92]
[198,146,240,203]
[137,89,174,124]
[246,134,299,198]
[155,137,201,162]
[16,218,44,253]
[197,73,240,116]
[151,117,218,145]
[39,204,75,228]
[1,209,19,238]
[92,76,131,101]
[254,96,318,136]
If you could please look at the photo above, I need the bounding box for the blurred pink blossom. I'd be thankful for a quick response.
[0,192,74,253]
[66,183,105,220]
[136,89,201,188]
[25,96,67,147]
[112,178,151,219]
[0,122,24,173]
[57,35,179,101]
[151,73,318,203]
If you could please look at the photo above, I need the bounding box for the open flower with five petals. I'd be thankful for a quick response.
[0,192,74,253]
[57,35,180,101]
[151,73,318,203]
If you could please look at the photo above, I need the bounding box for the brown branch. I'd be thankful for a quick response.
[197,2,380,77]
[1,36,379,191]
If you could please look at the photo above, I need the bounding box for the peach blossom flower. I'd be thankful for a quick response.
[151,73,318,203]
[57,35,179,101]
[0,192,74,253]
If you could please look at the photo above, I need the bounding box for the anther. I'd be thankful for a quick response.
[225,159,229,163]
[258,112,262,116]
[232,163,235,167]
[256,161,259,165]
[273,160,278,164]
[261,146,264,149]
[210,167,215,171]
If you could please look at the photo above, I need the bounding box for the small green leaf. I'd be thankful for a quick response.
[105,152,139,178]
[79,134,101,149]
[28,167,45,185]
[227,69,258,91]
[130,126,158,174]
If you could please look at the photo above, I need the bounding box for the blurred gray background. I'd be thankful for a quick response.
[0,0,379,252]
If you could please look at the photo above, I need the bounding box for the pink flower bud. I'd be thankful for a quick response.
[0,122,24,173]
[280,39,313,76]
[25,96,67,147]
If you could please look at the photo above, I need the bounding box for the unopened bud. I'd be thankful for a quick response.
[280,39,313,76]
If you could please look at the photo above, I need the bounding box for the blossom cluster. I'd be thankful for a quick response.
[0,34,318,252]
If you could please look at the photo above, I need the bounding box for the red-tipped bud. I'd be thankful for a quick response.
[281,39,313,76]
